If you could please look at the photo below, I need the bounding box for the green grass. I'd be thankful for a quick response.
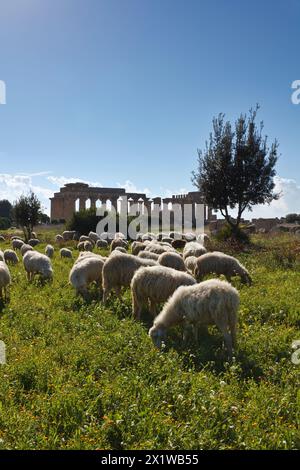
[0,230,299,449]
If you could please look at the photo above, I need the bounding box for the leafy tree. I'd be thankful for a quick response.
[13,191,42,241]
[285,213,300,224]
[192,106,279,234]
[0,199,13,220]
[0,217,11,230]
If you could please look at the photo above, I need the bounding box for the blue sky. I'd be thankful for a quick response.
[0,0,300,216]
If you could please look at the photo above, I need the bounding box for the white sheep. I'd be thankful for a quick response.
[23,251,53,281]
[102,253,157,303]
[194,252,252,285]
[115,232,126,239]
[62,231,76,241]
[60,248,73,259]
[55,234,64,244]
[131,265,196,320]
[89,231,101,242]
[69,256,105,297]
[184,255,198,274]
[77,241,85,251]
[138,251,160,261]
[110,238,128,252]
[28,238,40,247]
[79,235,90,243]
[197,233,211,249]
[74,252,106,265]
[20,244,33,256]
[144,243,174,255]
[96,239,108,249]
[45,244,54,258]
[149,279,240,359]
[131,241,146,256]
[114,246,127,253]
[84,240,94,252]
[158,252,187,271]
[12,239,24,250]
[0,261,11,300]
[184,232,196,242]
[183,241,207,260]
[4,249,19,265]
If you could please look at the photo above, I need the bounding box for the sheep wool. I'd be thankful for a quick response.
[131,265,196,320]
[183,241,207,260]
[102,253,157,303]
[194,252,252,285]
[4,249,19,265]
[149,279,240,359]
[0,261,11,300]
[158,252,187,272]
[23,251,53,281]
[69,256,105,297]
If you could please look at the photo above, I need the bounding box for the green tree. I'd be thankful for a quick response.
[0,199,13,220]
[192,106,279,234]
[13,191,42,241]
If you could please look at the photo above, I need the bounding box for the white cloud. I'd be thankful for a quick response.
[243,176,300,219]
[0,173,53,213]
[116,180,152,197]
[47,176,103,188]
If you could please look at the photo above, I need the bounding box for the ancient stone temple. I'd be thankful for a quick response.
[50,182,216,224]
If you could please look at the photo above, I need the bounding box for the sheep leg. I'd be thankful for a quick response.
[216,322,233,359]
[132,294,142,320]
[102,287,111,304]
[149,300,157,318]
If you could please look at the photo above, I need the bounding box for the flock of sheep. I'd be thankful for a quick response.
[0,229,252,359]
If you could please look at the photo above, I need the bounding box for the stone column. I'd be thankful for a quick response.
[79,197,86,211]
[90,198,96,210]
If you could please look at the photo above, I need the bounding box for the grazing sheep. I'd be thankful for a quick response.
[145,244,174,255]
[0,250,4,262]
[79,235,90,243]
[197,233,211,250]
[156,233,168,241]
[172,239,186,250]
[4,249,19,265]
[0,261,11,300]
[77,241,85,251]
[74,252,106,265]
[84,240,94,252]
[28,238,40,247]
[194,252,252,285]
[63,231,76,241]
[158,252,187,272]
[23,251,53,281]
[11,235,24,241]
[114,246,127,253]
[31,231,37,239]
[184,232,196,242]
[110,238,128,252]
[184,256,198,275]
[161,237,173,245]
[12,239,24,250]
[60,248,73,259]
[169,231,184,240]
[69,256,105,297]
[131,241,146,256]
[96,239,108,249]
[45,244,54,258]
[0,236,5,243]
[20,244,33,256]
[138,251,160,261]
[131,265,196,320]
[142,233,156,242]
[183,241,207,260]
[102,253,157,303]
[55,234,64,244]
[149,279,240,359]
[89,231,101,243]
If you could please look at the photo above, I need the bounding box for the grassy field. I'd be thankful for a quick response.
[0,230,299,450]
